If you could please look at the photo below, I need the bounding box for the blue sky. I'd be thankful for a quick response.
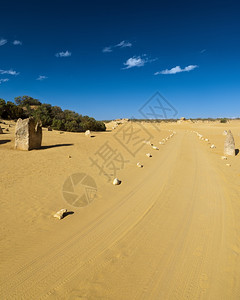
[0,0,239,120]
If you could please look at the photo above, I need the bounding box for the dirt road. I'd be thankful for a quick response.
[1,128,240,299]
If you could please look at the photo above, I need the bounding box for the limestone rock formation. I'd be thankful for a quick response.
[15,117,42,150]
[54,209,67,220]
[85,130,91,137]
[113,178,121,185]
[224,130,235,156]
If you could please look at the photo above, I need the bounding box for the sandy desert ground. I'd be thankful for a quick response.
[0,120,240,299]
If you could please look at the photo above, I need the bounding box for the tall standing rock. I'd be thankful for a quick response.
[15,118,42,150]
[224,130,235,156]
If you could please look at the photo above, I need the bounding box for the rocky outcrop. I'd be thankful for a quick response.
[15,117,42,150]
[224,130,235,156]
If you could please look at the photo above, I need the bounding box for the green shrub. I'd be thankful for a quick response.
[0,96,106,132]
[220,118,228,123]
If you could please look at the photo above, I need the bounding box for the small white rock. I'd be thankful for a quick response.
[137,162,143,168]
[113,178,121,185]
[152,146,159,150]
[85,130,91,137]
[210,144,216,149]
[54,209,67,220]
[146,153,152,157]
[205,139,209,142]
[226,163,231,167]
[221,156,227,160]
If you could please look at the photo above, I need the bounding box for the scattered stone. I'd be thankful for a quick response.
[0,126,3,134]
[223,130,228,135]
[205,139,209,142]
[85,130,91,137]
[137,162,143,168]
[159,142,164,145]
[221,156,227,160]
[210,144,216,149]
[113,178,121,185]
[15,117,42,150]
[5,128,9,132]
[226,163,231,167]
[146,153,152,157]
[68,155,72,158]
[152,146,159,150]
[47,126,52,131]
[224,130,235,156]
[54,209,67,220]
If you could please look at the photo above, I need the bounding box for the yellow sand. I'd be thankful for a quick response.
[0,120,240,299]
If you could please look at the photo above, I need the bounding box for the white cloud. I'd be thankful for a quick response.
[0,69,19,75]
[0,78,9,84]
[0,39,7,46]
[154,65,198,75]
[103,40,132,53]
[55,50,71,57]
[200,49,206,53]
[102,46,112,53]
[36,75,48,81]
[13,40,22,45]
[123,56,145,69]
[122,55,156,70]
[115,40,132,48]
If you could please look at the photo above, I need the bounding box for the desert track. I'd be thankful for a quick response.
[1,129,240,299]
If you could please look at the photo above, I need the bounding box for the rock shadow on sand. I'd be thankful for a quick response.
[41,143,74,150]
[62,211,74,219]
[0,139,11,145]
[235,149,239,156]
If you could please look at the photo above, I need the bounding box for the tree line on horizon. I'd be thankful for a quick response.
[0,96,106,132]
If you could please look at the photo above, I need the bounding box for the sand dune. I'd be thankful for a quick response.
[1,121,240,299]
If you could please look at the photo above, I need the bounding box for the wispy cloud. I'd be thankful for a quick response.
[0,78,9,84]
[0,39,7,46]
[13,40,22,45]
[122,55,156,70]
[102,46,112,53]
[36,75,48,81]
[154,65,198,75]
[102,40,132,53]
[115,40,132,48]
[200,49,206,54]
[0,69,19,75]
[55,50,71,57]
